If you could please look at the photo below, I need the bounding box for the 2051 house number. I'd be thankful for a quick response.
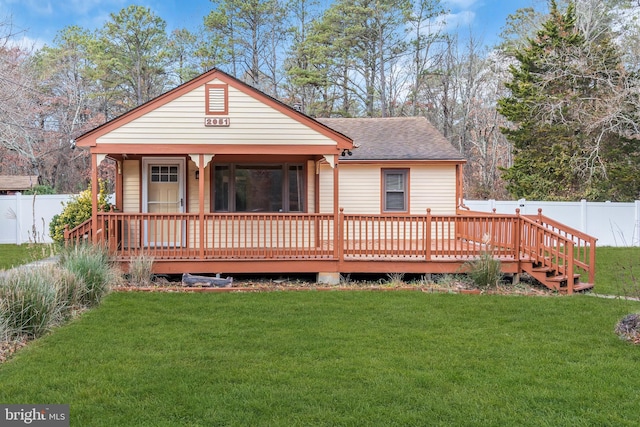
[204,117,230,127]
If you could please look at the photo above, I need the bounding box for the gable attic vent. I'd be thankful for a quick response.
[205,84,228,115]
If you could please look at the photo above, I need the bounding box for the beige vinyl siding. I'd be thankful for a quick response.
[319,163,457,215]
[122,160,140,212]
[338,165,381,214]
[187,163,210,213]
[409,165,457,215]
[97,78,337,146]
[122,160,140,248]
[318,163,334,213]
[306,160,315,213]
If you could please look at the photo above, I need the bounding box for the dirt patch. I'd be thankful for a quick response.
[0,337,29,364]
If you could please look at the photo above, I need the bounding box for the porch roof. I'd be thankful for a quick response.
[317,117,465,162]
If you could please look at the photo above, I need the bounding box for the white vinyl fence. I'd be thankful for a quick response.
[464,199,640,247]
[0,193,72,244]
[1,193,639,247]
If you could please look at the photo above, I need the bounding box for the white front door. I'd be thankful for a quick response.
[142,158,185,247]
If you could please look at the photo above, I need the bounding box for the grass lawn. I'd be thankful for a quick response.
[0,244,51,270]
[1,291,639,426]
[595,247,640,296]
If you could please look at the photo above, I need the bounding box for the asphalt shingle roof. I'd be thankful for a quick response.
[317,117,464,162]
[0,175,38,191]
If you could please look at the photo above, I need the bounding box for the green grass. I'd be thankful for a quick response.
[1,292,640,426]
[0,244,51,270]
[595,247,640,296]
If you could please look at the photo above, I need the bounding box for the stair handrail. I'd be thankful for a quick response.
[519,215,584,290]
[530,209,596,284]
[64,218,94,245]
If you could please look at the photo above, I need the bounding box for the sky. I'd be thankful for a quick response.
[0,0,546,50]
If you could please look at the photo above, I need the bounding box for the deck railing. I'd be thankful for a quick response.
[67,212,337,260]
[65,209,596,285]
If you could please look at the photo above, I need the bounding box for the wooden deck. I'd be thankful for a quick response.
[66,209,597,293]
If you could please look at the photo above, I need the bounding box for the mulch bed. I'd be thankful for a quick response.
[114,274,553,296]
[0,337,29,365]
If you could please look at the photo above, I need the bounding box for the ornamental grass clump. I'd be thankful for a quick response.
[128,255,155,287]
[463,234,503,289]
[614,313,640,344]
[59,244,119,306]
[0,268,63,338]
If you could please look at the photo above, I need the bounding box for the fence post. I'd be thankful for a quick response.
[15,192,22,245]
[580,199,587,234]
[636,200,640,247]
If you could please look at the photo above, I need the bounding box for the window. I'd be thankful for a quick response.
[383,169,408,212]
[205,84,228,115]
[214,164,305,212]
[150,165,178,183]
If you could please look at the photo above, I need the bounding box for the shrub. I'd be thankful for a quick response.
[49,180,111,244]
[384,273,405,287]
[59,244,119,306]
[0,268,63,338]
[44,264,87,315]
[23,184,56,195]
[465,252,503,289]
[0,313,9,342]
[128,255,155,286]
[614,313,640,344]
[463,234,503,289]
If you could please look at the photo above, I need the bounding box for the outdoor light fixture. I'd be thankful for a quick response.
[341,149,352,156]
[195,170,199,179]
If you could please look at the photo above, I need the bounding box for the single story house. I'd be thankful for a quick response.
[68,69,595,292]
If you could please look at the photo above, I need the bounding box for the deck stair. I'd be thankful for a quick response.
[523,261,593,293]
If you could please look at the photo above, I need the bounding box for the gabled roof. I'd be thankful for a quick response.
[316,117,465,162]
[0,175,38,191]
[76,68,352,150]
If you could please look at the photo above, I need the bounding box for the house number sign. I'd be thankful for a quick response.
[204,117,230,127]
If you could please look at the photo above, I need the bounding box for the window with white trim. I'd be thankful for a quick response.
[383,169,408,212]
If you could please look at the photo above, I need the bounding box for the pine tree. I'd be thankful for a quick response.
[497,0,640,201]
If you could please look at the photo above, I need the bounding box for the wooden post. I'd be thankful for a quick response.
[333,155,340,261]
[91,152,98,244]
[589,238,596,284]
[567,241,575,294]
[199,154,205,260]
[426,208,432,261]
[338,208,344,262]
[514,208,521,266]
[115,160,123,211]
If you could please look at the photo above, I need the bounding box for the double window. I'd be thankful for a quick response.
[214,164,305,212]
[383,169,408,212]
